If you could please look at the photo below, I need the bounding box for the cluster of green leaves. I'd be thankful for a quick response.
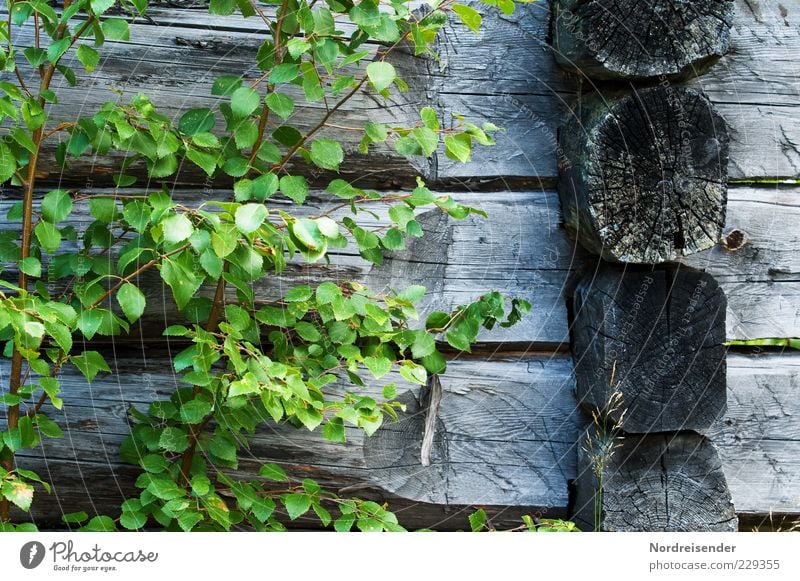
[0,0,533,530]
[468,508,580,533]
[60,462,405,532]
[114,282,527,530]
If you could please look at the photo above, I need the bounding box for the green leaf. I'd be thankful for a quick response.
[230,87,261,118]
[294,321,321,342]
[162,213,194,244]
[0,142,17,183]
[285,285,312,303]
[309,139,344,171]
[279,175,308,204]
[420,107,440,130]
[190,474,212,497]
[42,189,72,223]
[411,331,436,359]
[282,494,311,520]
[444,133,472,163]
[453,4,483,35]
[291,218,325,250]
[34,414,63,438]
[116,283,146,323]
[446,327,473,352]
[62,511,89,524]
[34,221,61,253]
[412,127,438,157]
[101,18,130,40]
[91,0,116,15]
[334,513,355,531]
[208,436,237,463]
[76,44,100,72]
[209,0,236,15]
[468,508,487,531]
[268,64,299,84]
[211,75,243,96]
[322,418,346,443]
[81,515,117,532]
[234,204,268,234]
[159,426,189,452]
[399,361,427,385]
[266,92,294,120]
[366,61,396,92]
[160,256,202,309]
[180,399,213,424]
[146,477,186,501]
[119,511,147,530]
[179,108,215,136]
[1,480,34,511]
[186,147,219,176]
[89,197,118,223]
[364,356,391,379]
[259,463,288,482]
[71,351,112,382]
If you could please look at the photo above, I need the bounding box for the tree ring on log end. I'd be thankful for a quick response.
[573,432,738,531]
[572,265,727,433]
[551,0,734,81]
[559,86,729,263]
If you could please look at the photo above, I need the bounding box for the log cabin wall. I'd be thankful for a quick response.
[1,0,799,530]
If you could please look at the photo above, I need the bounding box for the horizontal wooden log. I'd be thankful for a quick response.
[1,353,582,529]
[3,0,799,187]
[572,265,727,433]
[1,350,798,528]
[572,431,738,531]
[551,0,735,81]
[707,352,800,519]
[559,86,729,263]
[1,185,799,345]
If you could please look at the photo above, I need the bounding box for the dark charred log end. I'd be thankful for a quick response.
[573,432,738,531]
[559,86,730,264]
[571,264,727,433]
[551,0,735,82]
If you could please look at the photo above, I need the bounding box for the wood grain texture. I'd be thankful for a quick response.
[558,86,729,263]
[572,431,738,531]
[1,353,582,528]
[3,0,799,186]
[551,0,734,81]
[2,185,798,344]
[2,351,798,527]
[708,352,800,517]
[572,265,728,433]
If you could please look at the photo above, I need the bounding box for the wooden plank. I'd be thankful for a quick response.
[1,353,582,528]
[2,185,799,344]
[707,352,800,517]
[0,189,573,346]
[2,351,799,526]
[4,0,799,186]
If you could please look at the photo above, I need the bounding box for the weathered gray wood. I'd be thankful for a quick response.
[1,353,582,528]
[1,185,798,345]
[708,352,800,518]
[0,189,573,346]
[3,0,799,187]
[2,351,798,526]
[572,265,727,432]
[572,431,738,531]
[551,0,734,81]
[559,86,729,263]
